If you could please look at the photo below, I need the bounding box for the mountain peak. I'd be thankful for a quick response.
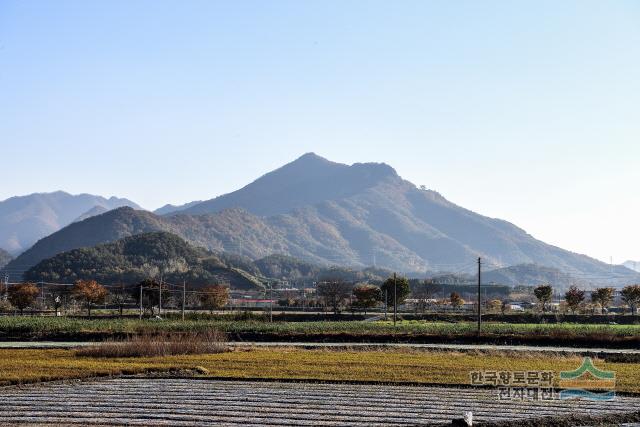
[180,154,400,217]
[296,152,326,161]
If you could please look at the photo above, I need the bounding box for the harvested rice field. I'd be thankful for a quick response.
[1,378,639,426]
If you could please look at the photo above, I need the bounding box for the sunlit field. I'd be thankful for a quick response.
[0,347,638,394]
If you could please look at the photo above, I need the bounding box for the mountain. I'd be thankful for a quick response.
[24,231,387,288]
[6,207,168,277]
[24,232,264,290]
[622,260,640,273]
[6,154,640,287]
[481,264,579,289]
[154,201,202,216]
[178,153,638,283]
[0,248,12,268]
[5,206,315,280]
[0,191,140,255]
[73,206,109,223]
[178,153,399,217]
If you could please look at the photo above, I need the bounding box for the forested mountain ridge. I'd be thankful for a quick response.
[24,232,265,289]
[24,232,391,287]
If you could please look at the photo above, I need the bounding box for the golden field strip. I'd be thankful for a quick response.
[1,347,639,394]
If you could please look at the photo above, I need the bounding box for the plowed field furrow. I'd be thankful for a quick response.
[1,378,636,426]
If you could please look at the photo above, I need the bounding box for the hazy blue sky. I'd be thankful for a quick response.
[1,1,638,263]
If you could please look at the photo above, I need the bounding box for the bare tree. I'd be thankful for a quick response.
[317,280,352,314]
[110,283,128,317]
[591,287,614,314]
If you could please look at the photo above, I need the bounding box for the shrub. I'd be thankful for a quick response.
[76,330,227,358]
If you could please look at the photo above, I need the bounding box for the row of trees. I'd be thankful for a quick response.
[316,276,467,315]
[319,279,640,316]
[7,278,640,317]
[3,280,231,317]
[316,277,412,315]
[533,284,640,315]
[5,280,108,316]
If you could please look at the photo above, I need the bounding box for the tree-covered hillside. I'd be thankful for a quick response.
[24,232,264,290]
[23,231,397,288]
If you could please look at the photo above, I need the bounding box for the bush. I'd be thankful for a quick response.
[0,299,13,313]
[76,330,227,358]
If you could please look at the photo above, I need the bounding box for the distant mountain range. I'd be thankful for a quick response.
[480,264,578,289]
[153,201,202,216]
[623,260,640,273]
[3,154,639,286]
[0,191,140,255]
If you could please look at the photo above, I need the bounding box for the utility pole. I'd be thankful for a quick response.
[393,272,397,326]
[158,275,163,318]
[477,257,482,336]
[384,288,388,320]
[269,283,273,323]
[139,286,143,320]
[182,280,186,321]
[610,256,613,275]
[40,281,45,314]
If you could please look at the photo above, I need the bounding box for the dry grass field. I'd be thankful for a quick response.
[1,347,638,394]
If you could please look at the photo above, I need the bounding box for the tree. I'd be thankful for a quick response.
[450,292,464,310]
[380,276,411,309]
[72,280,108,318]
[200,284,230,312]
[317,280,352,314]
[564,286,585,314]
[533,284,553,313]
[110,283,129,317]
[591,287,614,314]
[411,279,440,313]
[500,299,509,315]
[488,299,503,313]
[7,283,40,315]
[352,284,382,314]
[132,279,170,316]
[621,285,640,315]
